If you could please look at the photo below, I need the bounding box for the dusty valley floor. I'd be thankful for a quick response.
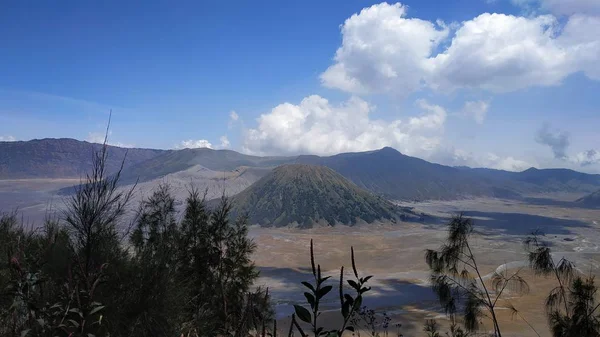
[3,180,600,336]
[251,196,600,337]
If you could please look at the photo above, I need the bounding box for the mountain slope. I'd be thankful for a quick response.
[227,164,404,228]
[0,138,165,179]
[576,189,600,207]
[295,147,518,201]
[459,167,600,194]
[119,147,293,184]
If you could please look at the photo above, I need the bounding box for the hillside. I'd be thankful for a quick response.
[226,164,405,228]
[6,139,600,202]
[295,147,518,201]
[0,138,165,179]
[576,189,600,207]
[118,147,293,185]
[460,167,600,194]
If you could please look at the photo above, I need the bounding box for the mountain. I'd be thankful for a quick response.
[576,189,600,207]
[6,139,600,202]
[225,164,407,228]
[459,167,600,194]
[118,147,293,185]
[294,147,519,201]
[0,138,165,179]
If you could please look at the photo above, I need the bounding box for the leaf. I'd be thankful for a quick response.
[88,305,105,316]
[347,280,360,290]
[342,300,351,318]
[68,319,80,328]
[346,326,355,332]
[20,329,30,337]
[304,292,316,309]
[36,318,45,327]
[353,295,363,311]
[88,334,96,337]
[317,285,333,299]
[301,281,315,292]
[319,276,331,284]
[294,305,312,324]
[363,275,373,283]
[69,307,83,318]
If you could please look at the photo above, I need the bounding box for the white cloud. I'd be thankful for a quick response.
[409,99,447,130]
[0,135,16,142]
[462,101,489,124]
[320,2,449,95]
[220,136,230,149]
[243,95,446,156]
[86,132,134,148]
[430,147,534,171]
[177,139,213,149]
[321,2,600,95]
[484,153,533,171]
[230,110,239,121]
[572,149,600,166]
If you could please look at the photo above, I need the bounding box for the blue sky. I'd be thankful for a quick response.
[1,0,599,172]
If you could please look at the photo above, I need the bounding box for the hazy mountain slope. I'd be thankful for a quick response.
[119,148,293,184]
[295,147,518,201]
[226,164,406,228]
[0,138,165,179]
[460,167,600,194]
[127,165,272,210]
[576,189,600,207]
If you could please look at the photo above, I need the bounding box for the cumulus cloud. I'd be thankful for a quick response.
[462,101,489,124]
[573,149,600,166]
[431,147,534,171]
[86,132,134,148]
[243,95,446,156]
[176,139,213,149]
[0,135,16,142]
[535,124,570,159]
[220,136,230,149]
[483,153,533,171]
[321,2,600,95]
[320,3,449,95]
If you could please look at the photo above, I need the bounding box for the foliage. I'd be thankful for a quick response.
[526,231,600,337]
[349,306,391,337]
[289,240,374,337]
[0,128,270,337]
[425,214,530,337]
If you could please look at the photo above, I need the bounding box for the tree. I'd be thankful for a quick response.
[425,215,529,337]
[177,193,271,336]
[526,232,600,337]
[125,184,184,336]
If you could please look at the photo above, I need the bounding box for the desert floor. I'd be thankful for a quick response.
[3,179,600,336]
[251,196,600,337]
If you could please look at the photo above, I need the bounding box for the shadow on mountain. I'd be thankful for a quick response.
[459,210,589,236]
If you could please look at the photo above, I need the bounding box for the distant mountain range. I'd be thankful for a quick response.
[0,138,164,179]
[224,164,409,228]
[3,138,600,203]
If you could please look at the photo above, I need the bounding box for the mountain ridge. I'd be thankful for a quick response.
[4,138,600,202]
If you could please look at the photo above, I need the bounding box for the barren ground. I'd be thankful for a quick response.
[3,180,600,336]
[251,196,600,337]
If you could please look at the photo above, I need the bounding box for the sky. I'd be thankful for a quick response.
[1,0,599,172]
